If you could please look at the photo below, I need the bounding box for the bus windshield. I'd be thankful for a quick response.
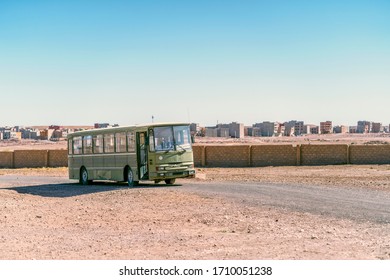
[154,125,192,152]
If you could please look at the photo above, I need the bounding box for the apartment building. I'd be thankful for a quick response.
[333,125,349,134]
[303,124,318,134]
[253,122,279,137]
[357,121,371,133]
[204,122,244,138]
[371,122,382,133]
[283,120,304,136]
[229,122,244,138]
[320,121,333,134]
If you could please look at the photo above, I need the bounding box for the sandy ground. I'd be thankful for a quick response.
[0,166,390,260]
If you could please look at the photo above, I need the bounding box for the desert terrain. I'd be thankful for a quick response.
[0,137,390,260]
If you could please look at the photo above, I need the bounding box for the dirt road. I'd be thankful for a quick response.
[1,166,390,260]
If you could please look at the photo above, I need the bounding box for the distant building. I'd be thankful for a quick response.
[190,123,200,136]
[284,120,303,136]
[40,130,49,140]
[218,127,230,137]
[10,131,22,140]
[310,126,319,134]
[371,122,382,133]
[1,129,11,139]
[357,121,371,133]
[277,123,285,136]
[94,123,110,129]
[229,122,244,138]
[49,125,61,130]
[294,121,304,136]
[320,121,332,134]
[304,124,318,134]
[21,129,39,139]
[349,126,357,133]
[204,122,244,138]
[247,127,261,137]
[205,127,218,137]
[253,122,279,137]
[333,125,349,134]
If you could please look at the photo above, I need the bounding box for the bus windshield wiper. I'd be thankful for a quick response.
[175,144,187,153]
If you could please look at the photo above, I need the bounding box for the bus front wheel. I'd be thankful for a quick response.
[80,167,90,185]
[165,178,176,185]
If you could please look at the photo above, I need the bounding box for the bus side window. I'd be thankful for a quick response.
[104,134,115,153]
[149,130,155,152]
[83,135,93,154]
[73,136,82,155]
[127,132,135,152]
[68,139,73,155]
[93,135,103,154]
[115,132,127,153]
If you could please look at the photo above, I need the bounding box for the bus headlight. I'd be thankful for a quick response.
[156,166,165,171]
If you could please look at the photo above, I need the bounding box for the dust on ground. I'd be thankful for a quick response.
[0,166,389,260]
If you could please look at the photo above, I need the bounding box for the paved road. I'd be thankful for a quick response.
[183,181,390,224]
[1,175,390,224]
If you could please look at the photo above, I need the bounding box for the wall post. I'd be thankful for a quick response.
[296,144,301,166]
[201,146,206,167]
[248,145,252,167]
[11,151,15,168]
[45,150,49,167]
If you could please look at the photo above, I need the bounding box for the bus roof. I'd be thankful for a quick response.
[67,122,190,137]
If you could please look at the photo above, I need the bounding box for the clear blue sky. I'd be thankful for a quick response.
[1,0,389,127]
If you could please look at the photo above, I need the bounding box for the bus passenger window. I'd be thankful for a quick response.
[68,139,73,154]
[93,135,103,154]
[104,134,115,153]
[83,135,93,154]
[73,136,82,154]
[127,132,135,152]
[149,130,155,152]
[115,132,127,153]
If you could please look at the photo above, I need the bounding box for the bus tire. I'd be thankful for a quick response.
[127,168,138,187]
[80,167,89,185]
[165,178,175,185]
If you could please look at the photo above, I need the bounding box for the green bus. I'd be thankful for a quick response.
[67,123,195,186]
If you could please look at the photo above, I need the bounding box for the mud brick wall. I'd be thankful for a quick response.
[349,145,390,164]
[192,145,204,167]
[0,151,13,168]
[251,145,297,166]
[300,144,348,165]
[205,145,250,167]
[48,150,68,167]
[13,150,48,168]
[2,145,390,168]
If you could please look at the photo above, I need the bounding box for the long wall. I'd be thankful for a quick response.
[0,150,68,168]
[193,144,390,167]
[1,145,390,168]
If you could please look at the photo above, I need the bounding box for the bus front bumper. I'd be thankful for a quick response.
[151,169,196,180]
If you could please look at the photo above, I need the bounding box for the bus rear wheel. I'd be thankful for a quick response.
[127,168,138,187]
[80,167,90,185]
[165,178,176,185]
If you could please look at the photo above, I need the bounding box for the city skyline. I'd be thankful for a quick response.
[1,1,389,127]
[1,118,389,130]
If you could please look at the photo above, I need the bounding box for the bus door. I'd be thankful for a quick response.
[136,131,148,180]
